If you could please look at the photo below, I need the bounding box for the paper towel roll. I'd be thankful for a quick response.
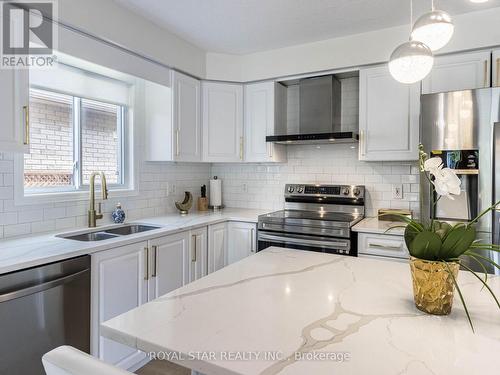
[209,177,222,207]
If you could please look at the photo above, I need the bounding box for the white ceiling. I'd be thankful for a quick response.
[114,0,500,54]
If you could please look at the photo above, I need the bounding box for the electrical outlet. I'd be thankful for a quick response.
[169,184,176,195]
[392,184,403,200]
[242,183,248,193]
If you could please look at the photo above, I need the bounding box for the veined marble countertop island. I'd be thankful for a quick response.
[102,248,500,375]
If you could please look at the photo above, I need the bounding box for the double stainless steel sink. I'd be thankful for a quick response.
[58,224,161,242]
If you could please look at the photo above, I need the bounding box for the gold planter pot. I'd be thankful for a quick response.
[409,257,460,315]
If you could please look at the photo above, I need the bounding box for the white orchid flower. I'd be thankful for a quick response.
[431,167,461,199]
[423,157,443,174]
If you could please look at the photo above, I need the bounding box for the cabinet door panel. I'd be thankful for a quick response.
[189,227,208,282]
[227,222,256,264]
[359,65,419,161]
[493,49,500,88]
[145,80,173,161]
[150,232,190,299]
[245,82,272,161]
[0,69,28,153]
[244,82,287,163]
[422,51,491,94]
[202,82,243,162]
[173,71,201,161]
[91,242,148,369]
[208,223,227,273]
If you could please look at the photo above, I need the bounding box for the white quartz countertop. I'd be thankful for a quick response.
[352,217,406,236]
[0,208,267,275]
[102,248,500,375]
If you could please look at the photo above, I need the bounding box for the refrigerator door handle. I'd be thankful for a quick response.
[493,122,500,247]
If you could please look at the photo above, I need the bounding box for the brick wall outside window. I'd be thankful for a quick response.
[24,96,120,188]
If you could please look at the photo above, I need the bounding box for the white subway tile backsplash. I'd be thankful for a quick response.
[55,217,77,230]
[43,207,67,220]
[211,144,420,217]
[0,151,211,238]
[18,209,44,223]
[4,223,31,238]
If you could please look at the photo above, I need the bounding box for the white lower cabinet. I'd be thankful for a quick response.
[226,222,257,264]
[92,229,208,371]
[92,222,256,371]
[188,227,208,282]
[91,241,149,370]
[148,231,190,300]
[358,232,409,261]
[208,222,227,273]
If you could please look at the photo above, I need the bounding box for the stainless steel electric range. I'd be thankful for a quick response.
[257,184,365,256]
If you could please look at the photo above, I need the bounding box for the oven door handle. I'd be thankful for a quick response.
[258,233,349,248]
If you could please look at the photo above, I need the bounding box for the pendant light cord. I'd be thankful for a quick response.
[409,0,413,36]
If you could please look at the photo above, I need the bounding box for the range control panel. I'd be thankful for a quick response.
[285,184,365,200]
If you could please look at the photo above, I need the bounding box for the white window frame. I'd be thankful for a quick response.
[14,89,137,206]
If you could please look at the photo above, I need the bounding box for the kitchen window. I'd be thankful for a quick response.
[24,88,125,192]
[21,61,133,198]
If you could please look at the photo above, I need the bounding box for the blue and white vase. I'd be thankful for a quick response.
[112,203,126,224]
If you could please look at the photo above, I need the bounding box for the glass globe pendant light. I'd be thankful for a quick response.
[389,0,434,84]
[389,41,434,84]
[411,1,454,51]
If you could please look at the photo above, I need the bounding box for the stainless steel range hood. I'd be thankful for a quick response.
[266,75,358,144]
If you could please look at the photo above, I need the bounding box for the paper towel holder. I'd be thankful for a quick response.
[209,176,224,211]
[209,204,225,211]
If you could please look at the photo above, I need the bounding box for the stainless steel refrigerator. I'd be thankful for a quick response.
[421,88,500,275]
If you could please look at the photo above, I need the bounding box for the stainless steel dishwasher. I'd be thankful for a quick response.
[0,255,90,375]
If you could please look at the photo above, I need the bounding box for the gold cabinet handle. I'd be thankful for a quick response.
[250,228,255,253]
[496,58,500,87]
[176,129,180,156]
[144,247,149,280]
[368,243,402,251]
[23,105,29,145]
[484,60,489,88]
[359,130,366,156]
[151,245,158,277]
[191,235,197,262]
[239,137,244,160]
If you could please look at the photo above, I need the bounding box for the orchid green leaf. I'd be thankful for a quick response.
[442,261,474,332]
[460,263,500,310]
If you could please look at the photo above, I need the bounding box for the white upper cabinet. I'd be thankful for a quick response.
[202,82,243,162]
[0,70,29,153]
[227,222,256,265]
[244,82,287,163]
[145,80,174,161]
[146,72,201,162]
[359,65,420,161]
[493,49,500,88]
[422,51,491,94]
[172,71,202,161]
